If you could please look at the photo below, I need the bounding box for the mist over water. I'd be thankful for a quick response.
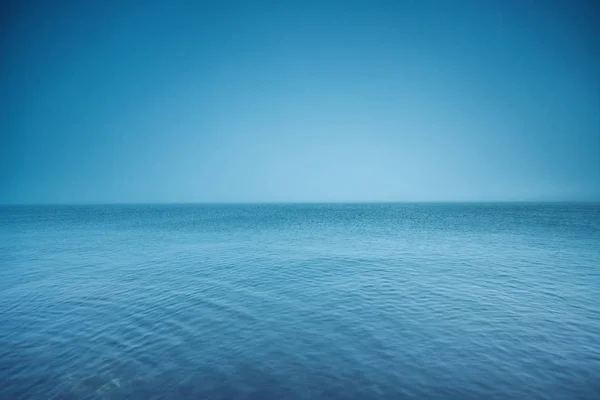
[1,203,599,399]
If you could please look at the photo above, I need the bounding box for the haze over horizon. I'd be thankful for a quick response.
[2,0,599,204]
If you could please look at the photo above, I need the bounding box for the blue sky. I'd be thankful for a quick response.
[2,0,599,203]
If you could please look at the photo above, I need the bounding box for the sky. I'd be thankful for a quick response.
[1,0,599,204]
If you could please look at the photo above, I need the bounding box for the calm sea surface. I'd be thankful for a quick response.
[1,203,599,399]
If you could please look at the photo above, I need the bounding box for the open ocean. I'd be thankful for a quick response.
[1,203,599,399]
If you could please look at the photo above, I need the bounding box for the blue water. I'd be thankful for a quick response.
[1,203,599,399]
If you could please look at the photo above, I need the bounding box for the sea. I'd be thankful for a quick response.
[1,203,599,399]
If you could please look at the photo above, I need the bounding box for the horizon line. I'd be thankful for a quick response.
[2,200,599,207]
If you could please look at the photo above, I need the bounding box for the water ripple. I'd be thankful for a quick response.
[1,204,599,399]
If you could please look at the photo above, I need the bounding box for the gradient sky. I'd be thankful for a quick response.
[2,0,599,203]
